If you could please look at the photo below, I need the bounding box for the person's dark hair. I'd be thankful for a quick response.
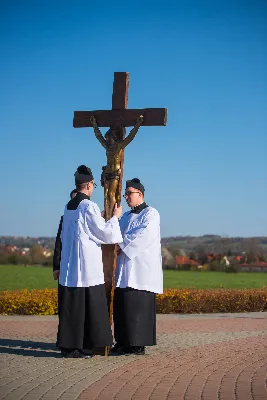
[75,182,88,191]
[70,189,77,199]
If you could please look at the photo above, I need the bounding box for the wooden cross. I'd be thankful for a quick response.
[73,72,167,355]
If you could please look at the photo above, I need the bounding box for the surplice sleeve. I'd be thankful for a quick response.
[85,203,123,245]
[119,209,160,260]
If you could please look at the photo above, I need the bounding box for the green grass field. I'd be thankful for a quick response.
[164,270,267,289]
[0,265,267,291]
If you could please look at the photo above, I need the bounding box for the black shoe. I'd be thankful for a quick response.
[111,343,124,354]
[123,346,145,356]
[61,349,91,359]
[61,350,73,358]
[134,346,145,355]
[72,350,91,359]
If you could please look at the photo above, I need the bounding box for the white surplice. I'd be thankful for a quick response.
[59,199,123,288]
[115,206,163,294]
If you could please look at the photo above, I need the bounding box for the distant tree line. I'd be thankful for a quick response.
[0,244,53,267]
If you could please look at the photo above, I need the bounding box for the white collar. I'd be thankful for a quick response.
[131,201,144,210]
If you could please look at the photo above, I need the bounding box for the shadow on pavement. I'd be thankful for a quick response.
[0,338,61,358]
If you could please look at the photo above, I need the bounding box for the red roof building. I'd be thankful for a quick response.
[176,256,198,266]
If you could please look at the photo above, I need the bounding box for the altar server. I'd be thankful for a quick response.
[113,178,163,355]
[57,165,123,358]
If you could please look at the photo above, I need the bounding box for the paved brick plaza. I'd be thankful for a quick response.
[0,313,266,400]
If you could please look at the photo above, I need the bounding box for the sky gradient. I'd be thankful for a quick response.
[0,0,266,238]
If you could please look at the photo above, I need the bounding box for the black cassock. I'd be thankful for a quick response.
[53,215,63,348]
[55,193,113,351]
[113,202,157,347]
[113,287,156,346]
[53,216,63,273]
[57,283,112,350]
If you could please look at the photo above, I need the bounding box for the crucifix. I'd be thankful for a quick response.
[73,72,167,354]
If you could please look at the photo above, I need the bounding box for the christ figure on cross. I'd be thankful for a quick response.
[90,114,144,219]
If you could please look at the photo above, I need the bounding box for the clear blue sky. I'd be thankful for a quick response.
[0,0,266,238]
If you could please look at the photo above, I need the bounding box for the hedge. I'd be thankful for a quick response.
[0,288,267,315]
[157,288,267,313]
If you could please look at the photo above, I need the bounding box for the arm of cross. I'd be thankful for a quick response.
[73,108,167,128]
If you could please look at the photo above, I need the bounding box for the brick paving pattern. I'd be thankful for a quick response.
[0,313,266,399]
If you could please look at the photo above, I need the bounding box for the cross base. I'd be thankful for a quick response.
[92,346,111,356]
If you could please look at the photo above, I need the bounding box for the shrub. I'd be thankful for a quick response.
[176,264,191,271]
[190,265,200,272]
[224,262,239,273]
[7,254,20,265]
[202,263,209,271]
[209,260,222,272]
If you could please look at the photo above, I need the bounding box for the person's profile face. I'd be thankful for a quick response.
[88,181,96,197]
[124,187,143,208]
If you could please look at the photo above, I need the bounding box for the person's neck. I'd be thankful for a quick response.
[77,190,90,197]
[132,200,144,209]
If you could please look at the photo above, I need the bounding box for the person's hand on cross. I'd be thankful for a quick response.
[113,203,122,219]
[136,115,144,125]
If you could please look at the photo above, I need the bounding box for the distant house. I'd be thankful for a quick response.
[222,256,230,266]
[21,248,30,256]
[5,245,17,253]
[206,253,224,263]
[239,262,267,272]
[176,256,198,266]
[233,255,243,262]
[207,254,215,262]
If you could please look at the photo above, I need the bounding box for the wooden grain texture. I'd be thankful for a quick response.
[112,72,129,109]
[73,108,167,127]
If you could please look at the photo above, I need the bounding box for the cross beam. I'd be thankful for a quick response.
[73,72,167,128]
[74,108,167,127]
